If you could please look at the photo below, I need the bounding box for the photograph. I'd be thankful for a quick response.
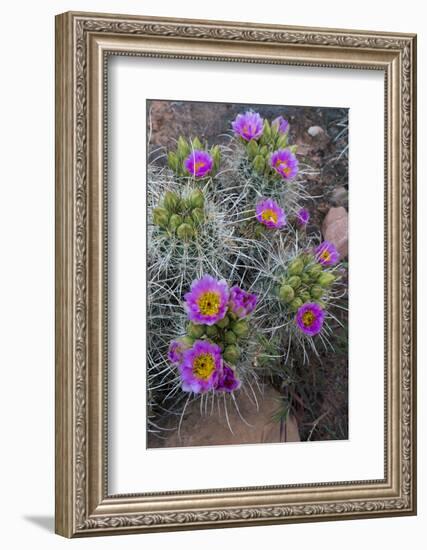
[146,100,349,448]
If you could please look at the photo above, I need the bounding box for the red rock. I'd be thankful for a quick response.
[150,385,300,448]
[322,206,348,258]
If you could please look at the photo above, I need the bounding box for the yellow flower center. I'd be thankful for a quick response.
[302,311,315,327]
[261,209,278,224]
[194,161,206,171]
[275,160,291,176]
[320,250,331,262]
[197,291,220,316]
[193,353,215,380]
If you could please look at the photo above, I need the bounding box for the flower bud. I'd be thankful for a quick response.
[223,344,240,364]
[178,335,195,347]
[289,144,298,155]
[288,258,304,275]
[177,136,190,159]
[224,330,237,344]
[205,325,218,338]
[231,320,249,338]
[301,273,311,284]
[187,322,205,338]
[169,214,183,233]
[290,297,303,312]
[252,154,265,174]
[176,223,194,241]
[279,284,295,303]
[287,276,301,290]
[310,285,324,299]
[276,134,288,149]
[163,190,180,212]
[262,120,271,142]
[246,139,259,160]
[259,145,269,157]
[299,290,311,303]
[191,208,205,225]
[188,188,205,209]
[191,137,203,150]
[152,207,169,229]
[318,272,336,288]
[211,145,221,171]
[167,151,179,172]
[308,264,323,279]
[216,316,230,329]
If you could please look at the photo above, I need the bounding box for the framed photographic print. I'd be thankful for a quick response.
[55,11,417,537]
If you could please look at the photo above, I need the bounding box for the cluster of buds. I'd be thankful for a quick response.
[278,248,338,313]
[152,188,205,242]
[168,275,258,394]
[167,136,221,179]
[231,111,298,179]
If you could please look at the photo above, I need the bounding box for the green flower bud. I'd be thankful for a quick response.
[310,285,324,299]
[299,291,311,303]
[205,325,218,338]
[178,335,195,347]
[163,190,180,212]
[169,214,183,233]
[223,344,240,364]
[191,208,204,225]
[187,322,205,339]
[252,154,265,174]
[262,120,271,142]
[289,297,303,312]
[287,275,302,290]
[216,316,230,329]
[188,188,205,209]
[289,144,298,155]
[308,264,323,279]
[246,139,259,160]
[191,137,203,150]
[279,285,295,304]
[177,136,190,159]
[152,207,169,229]
[224,330,237,344]
[276,134,288,149]
[318,272,336,288]
[176,223,194,241]
[259,145,269,157]
[315,300,327,309]
[231,320,249,338]
[211,145,221,170]
[288,258,304,276]
[167,151,179,172]
[301,273,311,284]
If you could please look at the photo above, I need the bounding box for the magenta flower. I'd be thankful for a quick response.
[296,208,310,226]
[229,286,257,318]
[256,199,286,229]
[315,241,340,266]
[272,116,289,134]
[168,338,192,364]
[184,150,213,178]
[296,302,325,336]
[216,364,241,392]
[270,149,299,180]
[179,340,222,393]
[184,275,229,325]
[231,111,264,141]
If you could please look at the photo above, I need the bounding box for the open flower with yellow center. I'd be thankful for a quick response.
[315,241,340,266]
[184,274,229,325]
[295,302,325,336]
[231,111,264,141]
[270,149,299,180]
[184,150,213,178]
[179,340,222,393]
[255,199,286,229]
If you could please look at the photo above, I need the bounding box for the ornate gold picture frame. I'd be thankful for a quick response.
[55,11,417,537]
